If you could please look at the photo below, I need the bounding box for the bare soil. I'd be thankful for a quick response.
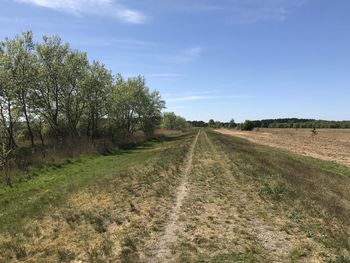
[155,130,200,261]
[216,128,350,167]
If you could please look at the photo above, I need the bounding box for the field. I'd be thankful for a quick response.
[1,129,350,262]
[216,128,350,167]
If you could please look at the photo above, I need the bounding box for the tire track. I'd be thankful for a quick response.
[154,130,200,262]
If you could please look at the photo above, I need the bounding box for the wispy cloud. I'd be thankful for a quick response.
[15,0,147,24]
[165,0,308,24]
[167,94,255,102]
[164,46,203,64]
[165,105,188,110]
[71,38,159,48]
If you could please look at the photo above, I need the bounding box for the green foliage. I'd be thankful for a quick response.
[0,31,165,161]
[252,118,350,129]
[241,120,254,131]
[109,75,164,136]
[208,119,216,128]
[162,112,189,130]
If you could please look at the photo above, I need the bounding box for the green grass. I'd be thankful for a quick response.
[0,130,196,234]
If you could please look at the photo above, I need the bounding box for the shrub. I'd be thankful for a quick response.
[241,120,254,131]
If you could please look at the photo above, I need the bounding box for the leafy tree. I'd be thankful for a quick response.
[138,90,165,136]
[228,119,236,129]
[163,112,177,129]
[60,49,89,136]
[162,112,188,130]
[208,119,216,128]
[0,44,19,149]
[34,35,70,137]
[83,61,113,141]
[241,120,254,131]
[109,75,163,136]
[1,31,37,146]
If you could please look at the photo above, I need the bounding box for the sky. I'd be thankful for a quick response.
[0,0,349,122]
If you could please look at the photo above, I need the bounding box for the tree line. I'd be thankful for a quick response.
[194,118,350,130]
[0,31,165,151]
[251,118,350,129]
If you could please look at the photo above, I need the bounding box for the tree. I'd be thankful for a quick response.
[241,120,254,131]
[109,75,164,136]
[2,31,37,146]
[175,116,188,130]
[138,90,165,136]
[163,112,177,129]
[0,44,19,149]
[228,119,236,129]
[208,119,216,128]
[162,112,188,130]
[34,35,70,138]
[0,127,13,187]
[61,49,89,136]
[83,61,113,141]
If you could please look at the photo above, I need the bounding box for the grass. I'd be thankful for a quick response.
[0,144,158,232]
[1,128,350,262]
[0,129,197,262]
[208,130,350,259]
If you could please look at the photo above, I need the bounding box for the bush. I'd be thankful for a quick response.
[241,120,254,131]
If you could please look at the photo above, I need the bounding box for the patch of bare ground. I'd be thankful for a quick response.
[154,130,200,262]
[215,128,350,167]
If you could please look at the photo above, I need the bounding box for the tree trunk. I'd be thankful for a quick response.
[22,97,34,147]
[7,101,17,149]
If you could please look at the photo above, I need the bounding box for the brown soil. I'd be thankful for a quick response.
[215,128,350,167]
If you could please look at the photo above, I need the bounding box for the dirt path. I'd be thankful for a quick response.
[202,131,313,260]
[155,130,200,262]
[151,130,334,262]
[157,130,327,262]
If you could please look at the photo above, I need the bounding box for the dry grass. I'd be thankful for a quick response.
[216,128,350,167]
[166,130,328,262]
[1,129,350,262]
[210,130,350,262]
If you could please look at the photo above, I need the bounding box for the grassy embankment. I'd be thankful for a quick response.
[0,130,197,263]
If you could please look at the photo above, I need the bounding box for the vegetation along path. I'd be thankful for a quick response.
[1,129,350,262]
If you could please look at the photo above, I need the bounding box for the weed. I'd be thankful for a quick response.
[120,235,139,263]
[58,248,76,262]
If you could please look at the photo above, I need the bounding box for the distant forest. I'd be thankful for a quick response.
[189,118,350,129]
[251,118,350,129]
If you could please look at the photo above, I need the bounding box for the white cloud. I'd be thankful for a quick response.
[15,0,147,24]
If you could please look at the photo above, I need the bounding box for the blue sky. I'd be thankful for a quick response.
[1,0,349,122]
